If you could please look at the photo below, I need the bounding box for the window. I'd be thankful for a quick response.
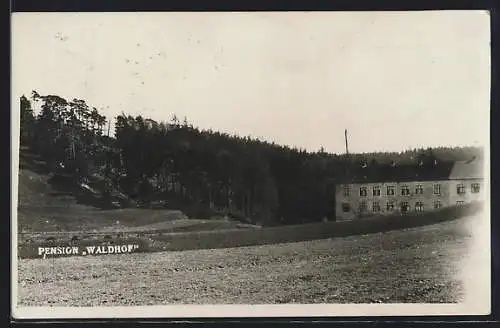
[401,185,410,196]
[456,201,465,206]
[342,202,350,213]
[433,184,441,195]
[400,201,409,213]
[359,186,367,197]
[471,183,480,193]
[372,201,381,213]
[457,184,466,195]
[415,184,424,195]
[343,185,350,197]
[372,186,381,197]
[359,201,367,213]
[433,200,442,209]
[415,201,424,212]
[386,201,395,211]
[387,185,395,196]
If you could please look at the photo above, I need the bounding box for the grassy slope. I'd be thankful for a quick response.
[17,148,246,234]
[17,213,475,305]
[17,153,188,232]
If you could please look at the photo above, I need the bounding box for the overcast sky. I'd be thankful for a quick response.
[12,11,490,154]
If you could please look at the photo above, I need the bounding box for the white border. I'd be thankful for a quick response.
[11,10,492,320]
[11,303,492,320]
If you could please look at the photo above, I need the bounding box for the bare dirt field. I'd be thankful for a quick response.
[17,214,475,306]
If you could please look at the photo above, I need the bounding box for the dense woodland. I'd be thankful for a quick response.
[19,91,484,225]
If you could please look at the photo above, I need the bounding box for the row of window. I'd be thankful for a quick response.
[341,200,466,213]
[343,183,480,197]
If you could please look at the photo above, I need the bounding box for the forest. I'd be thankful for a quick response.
[19,91,484,225]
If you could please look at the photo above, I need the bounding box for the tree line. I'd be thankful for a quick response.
[19,91,484,225]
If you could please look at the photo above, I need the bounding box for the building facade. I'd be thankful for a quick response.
[335,158,485,221]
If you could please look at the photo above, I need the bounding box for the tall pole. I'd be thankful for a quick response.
[344,129,350,182]
[104,118,112,203]
[345,129,349,155]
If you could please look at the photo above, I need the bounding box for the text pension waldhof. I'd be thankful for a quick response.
[38,244,140,258]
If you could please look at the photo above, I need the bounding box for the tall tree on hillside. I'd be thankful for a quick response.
[20,95,35,146]
[33,95,66,164]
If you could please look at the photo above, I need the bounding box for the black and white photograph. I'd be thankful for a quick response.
[11,11,491,319]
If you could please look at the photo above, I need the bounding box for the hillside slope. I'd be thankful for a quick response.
[18,149,82,208]
[16,148,188,232]
[16,148,253,234]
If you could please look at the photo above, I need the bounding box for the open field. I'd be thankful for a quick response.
[17,214,476,306]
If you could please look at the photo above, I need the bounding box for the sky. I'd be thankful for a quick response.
[11,11,490,154]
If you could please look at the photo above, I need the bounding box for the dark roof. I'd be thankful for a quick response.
[340,161,456,184]
[449,158,484,180]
